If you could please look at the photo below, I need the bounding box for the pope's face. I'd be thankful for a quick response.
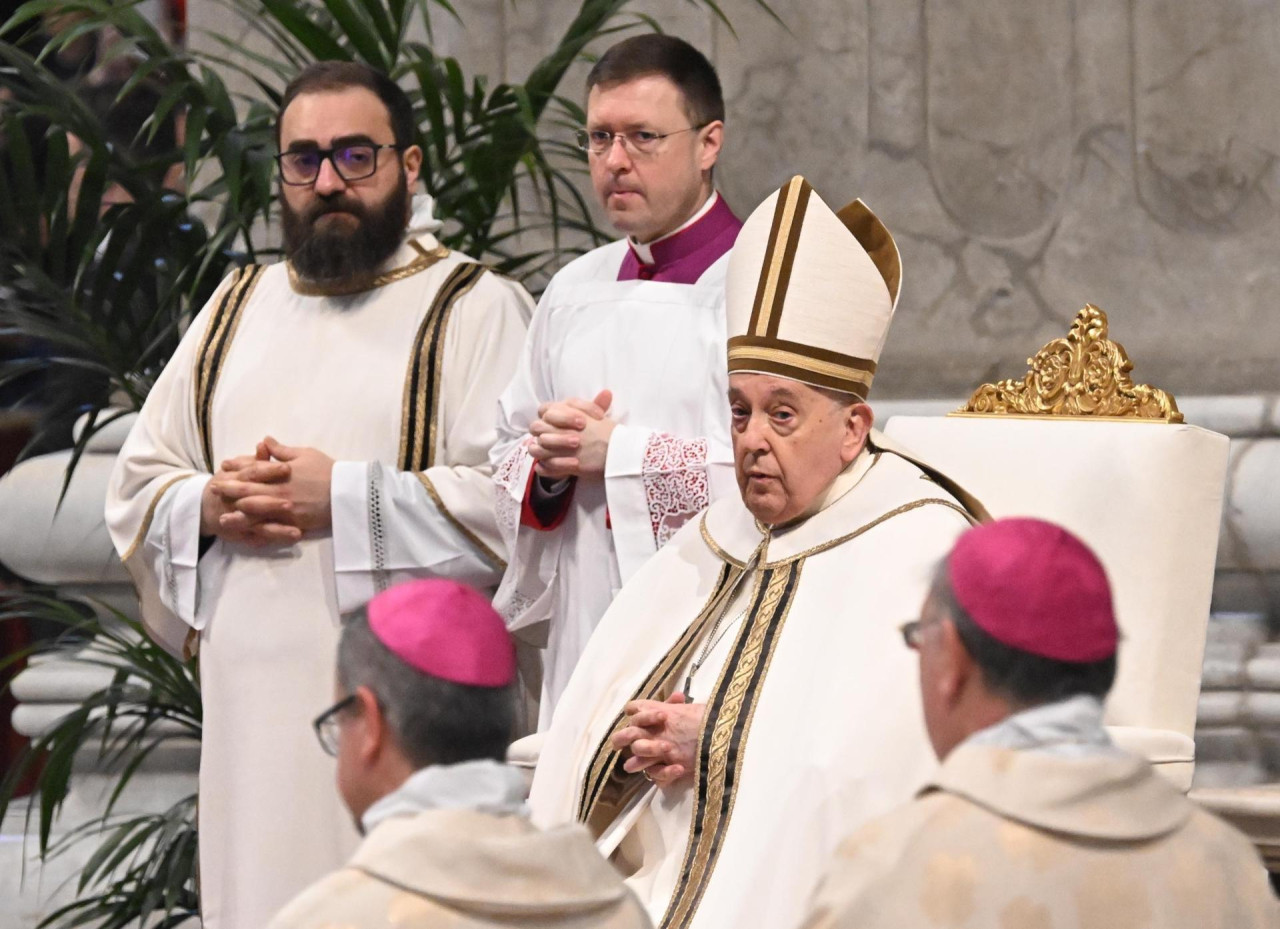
[586,75,722,243]
[728,373,872,526]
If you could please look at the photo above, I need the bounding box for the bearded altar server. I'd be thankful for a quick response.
[528,176,987,929]
[269,580,651,929]
[105,62,532,928]
[490,35,743,726]
[801,518,1279,929]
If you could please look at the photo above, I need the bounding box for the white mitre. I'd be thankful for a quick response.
[725,175,902,401]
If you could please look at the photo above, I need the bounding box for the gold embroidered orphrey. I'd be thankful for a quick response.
[573,493,978,929]
[953,304,1183,423]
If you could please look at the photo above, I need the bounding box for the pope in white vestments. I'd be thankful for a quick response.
[105,64,533,928]
[529,176,987,929]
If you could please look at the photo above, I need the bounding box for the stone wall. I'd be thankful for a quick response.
[195,0,1280,399]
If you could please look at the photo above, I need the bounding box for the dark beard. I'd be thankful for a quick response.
[281,175,409,284]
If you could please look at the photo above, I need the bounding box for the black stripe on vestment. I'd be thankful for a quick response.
[399,262,487,472]
[195,265,262,471]
[659,560,802,929]
[576,562,741,825]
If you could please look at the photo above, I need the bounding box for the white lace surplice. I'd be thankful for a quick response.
[491,241,738,727]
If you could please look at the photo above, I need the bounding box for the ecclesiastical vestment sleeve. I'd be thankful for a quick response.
[602,425,735,583]
[105,270,250,657]
[329,269,533,612]
[489,277,565,635]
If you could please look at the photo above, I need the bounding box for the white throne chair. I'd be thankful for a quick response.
[883,305,1229,791]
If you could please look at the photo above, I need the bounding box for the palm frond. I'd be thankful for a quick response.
[0,592,200,928]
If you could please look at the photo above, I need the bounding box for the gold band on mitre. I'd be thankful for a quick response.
[726,337,877,400]
[725,175,901,398]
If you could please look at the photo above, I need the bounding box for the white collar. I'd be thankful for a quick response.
[406,192,442,234]
[361,759,528,833]
[700,434,980,567]
[962,695,1118,758]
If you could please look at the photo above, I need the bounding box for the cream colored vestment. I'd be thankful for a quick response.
[268,808,652,929]
[104,233,532,929]
[801,742,1280,929]
[529,447,979,929]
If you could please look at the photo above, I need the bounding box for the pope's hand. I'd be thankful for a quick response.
[529,390,615,480]
[212,436,335,537]
[611,693,703,788]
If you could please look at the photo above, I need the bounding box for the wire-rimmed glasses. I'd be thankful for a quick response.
[573,126,703,155]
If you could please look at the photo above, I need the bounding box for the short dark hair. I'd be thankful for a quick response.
[277,61,415,148]
[586,34,724,126]
[336,605,514,768]
[932,562,1117,708]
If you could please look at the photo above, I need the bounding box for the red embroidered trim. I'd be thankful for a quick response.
[641,433,709,547]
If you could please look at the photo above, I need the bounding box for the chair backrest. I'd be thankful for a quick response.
[882,306,1230,790]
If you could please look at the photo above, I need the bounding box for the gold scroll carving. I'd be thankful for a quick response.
[954,305,1183,423]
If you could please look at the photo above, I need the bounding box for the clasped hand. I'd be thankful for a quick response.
[529,389,616,480]
[199,436,333,546]
[610,693,704,789]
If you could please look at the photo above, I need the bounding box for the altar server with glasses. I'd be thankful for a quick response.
[492,34,743,728]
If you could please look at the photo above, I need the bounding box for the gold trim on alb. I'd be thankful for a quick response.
[659,560,803,929]
[398,262,488,472]
[120,474,194,563]
[954,304,1183,423]
[414,473,506,570]
[287,241,449,296]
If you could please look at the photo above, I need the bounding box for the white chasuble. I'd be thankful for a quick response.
[105,233,532,929]
[491,241,740,728]
[528,447,980,929]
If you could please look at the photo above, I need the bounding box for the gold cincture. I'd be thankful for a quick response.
[953,304,1183,423]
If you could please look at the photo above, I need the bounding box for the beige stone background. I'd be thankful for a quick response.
[192,0,1280,399]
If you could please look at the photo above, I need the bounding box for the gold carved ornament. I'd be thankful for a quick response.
[953,304,1183,423]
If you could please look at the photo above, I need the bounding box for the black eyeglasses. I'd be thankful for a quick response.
[312,694,357,756]
[275,144,403,186]
[898,618,939,650]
